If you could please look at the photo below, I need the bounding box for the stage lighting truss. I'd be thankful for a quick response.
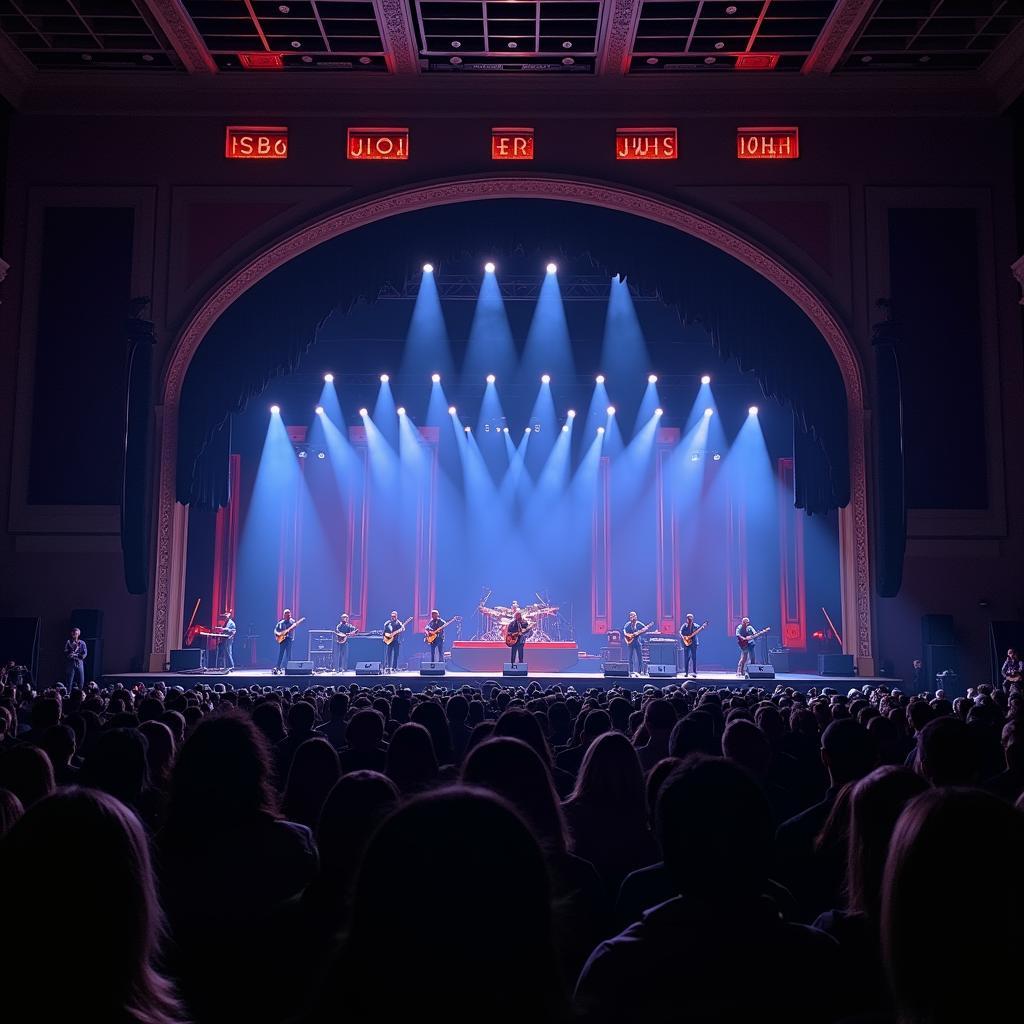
[482,417,540,434]
[386,273,662,302]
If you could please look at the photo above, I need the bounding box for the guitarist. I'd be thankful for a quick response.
[506,609,530,666]
[383,611,405,674]
[425,610,445,665]
[735,616,759,677]
[623,611,646,676]
[334,613,356,673]
[679,613,701,678]
[273,609,297,675]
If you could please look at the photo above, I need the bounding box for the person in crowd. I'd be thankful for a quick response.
[633,698,676,772]
[81,727,164,831]
[138,719,175,792]
[385,721,440,795]
[283,736,340,829]
[556,709,611,776]
[339,708,388,774]
[0,744,54,808]
[0,786,23,836]
[493,706,575,797]
[986,719,1024,802]
[410,699,455,767]
[317,690,349,750]
[915,715,981,786]
[38,723,79,785]
[275,700,318,781]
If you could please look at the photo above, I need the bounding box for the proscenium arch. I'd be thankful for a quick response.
[148,175,873,673]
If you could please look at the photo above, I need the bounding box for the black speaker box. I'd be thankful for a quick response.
[286,660,314,674]
[170,648,205,672]
[355,661,382,675]
[646,638,679,665]
[818,653,855,676]
[70,608,104,639]
[922,614,955,648]
[420,664,446,676]
[602,661,629,678]
[745,663,776,680]
[647,664,677,677]
[503,663,527,676]
[83,637,103,684]
[769,650,792,673]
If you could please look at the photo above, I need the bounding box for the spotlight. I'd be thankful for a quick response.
[486,374,496,384]
[597,426,605,435]
[607,405,616,416]
[448,405,457,415]
[713,452,722,461]
[317,450,326,460]
[380,374,389,384]
[749,405,759,415]
[503,426,509,433]
[648,374,658,384]
[432,373,441,383]
[525,426,532,434]
[546,262,557,274]
[690,453,700,463]
[701,374,711,385]
[541,374,550,384]
[270,404,280,414]
[324,372,334,383]
[358,407,368,417]
[567,409,576,419]
[422,263,434,273]
[562,424,569,433]
[704,407,714,417]
[297,448,308,458]
[655,407,664,417]
[464,425,471,433]
[397,406,406,416]
[484,261,495,273]
[596,374,605,384]
[315,405,324,416]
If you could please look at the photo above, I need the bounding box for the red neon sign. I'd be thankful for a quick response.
[238,52,284,69]
[491,127,534,160]
[735,53,779,70]
[347,127,409,161]
[736,126,799,160]
[615,127,677,161]
[225,126,289,160]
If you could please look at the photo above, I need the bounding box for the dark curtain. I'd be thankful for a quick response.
[122,310,156,594]
[177,200,849,514]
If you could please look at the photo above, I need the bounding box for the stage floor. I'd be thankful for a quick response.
[103,668,895,694]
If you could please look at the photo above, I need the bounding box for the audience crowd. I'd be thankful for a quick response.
[2,662,1023,1023]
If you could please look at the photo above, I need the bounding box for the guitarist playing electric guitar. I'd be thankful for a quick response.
[382,612,412,674]
[623,612,655,676]
[333,613,358,673]
[735,617,771,676]
[273,609,306,675]
[505,609,533,666]
[679,614,709,678]
[424,611,461,665]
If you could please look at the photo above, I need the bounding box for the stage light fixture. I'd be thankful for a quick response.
[596,374,605,384]
[648,374,658,384]
[541,374,550,384]
[298,448,308,458]
[655,407,664,416]
[704,407,714,417]
[448,405,457,415]
[713,453,722,461]
[701,374,711,385]
[324,373,334,383]
[567,409,576,419]
[525,426,532,434]
[562,424,569,433]
[397,406,406,416]
[749,405,759,415]
[422,263,434,273]
[484,261,495,273]
[432,373,441,383]
[270,404,280,414]
[503,426,510,433]
[607,405,616,416]
[546,262,557,274]
[315,405,324,416]
[464,425,471,433]
[486,374,496,384]
[358,407,368,417]
[597,426,605,435]
[690,453,700,462]
[380,374,389,383]
[317,450,326,460]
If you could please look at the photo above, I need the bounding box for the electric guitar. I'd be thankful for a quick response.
[680,620,710,648]
[737,626,771,650]
[504,620,536,647]
[425,615,461,644]
[382,617,413,645]
[624,620,655,646]
[274,617,306,645]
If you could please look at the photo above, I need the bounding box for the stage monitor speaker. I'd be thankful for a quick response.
[169,648,205,672]
[819,653,855,677]
[503,663,527,676]
[285,660,314,674]
[83,637,103,684]
[745,663,776,680]
[70,608,104,638]
[647,664,677,677]
[922,614,955,648]
[355,661,382,675]
[769,650,792,673]
[0,617,41,680]
[602,662,629,678]
[420,664,446,676]
[646,638,679,666]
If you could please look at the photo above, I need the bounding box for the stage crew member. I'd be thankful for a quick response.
[64,627,87,689]
[624,611,644,676]
[1002,648,1023,691]
[335,613,356,672]
[679,613,699,678]
[736,616,757,676]
[274,609,296,675]
[425,610,445,665]
[383,611,404,673]
[506,609,530,666]
[218,611,236,672]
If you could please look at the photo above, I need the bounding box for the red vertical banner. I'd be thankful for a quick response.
[211,454,241,620]
[725,494,749,634]
[347,428,370,630]
[655,428,681,633]
[777,458,808,649]
[592,456,612,633]
[414,427,439,632]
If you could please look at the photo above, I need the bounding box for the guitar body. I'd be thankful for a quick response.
[624,622,653,646]
[425,615,461,644]
[275,617,306,644]
[681,621,710,648]
[737,626,770,650]
[504,623,533,647]
[383,617,414,645]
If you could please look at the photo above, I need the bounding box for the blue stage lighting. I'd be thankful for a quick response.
[464,425,471,433]
[324,373,334,383]
[607,405,616,416]
[541,374,550,384]
[701,374,711,385]
[315,406,324,416]
[713,452,722,461]
[358,407,368,417]
[270,404,280,415]
[546,262,557,274]
[648,374,658,384]
[422,263,434,273]
[596,374,605,384]
[597,426,605,435]
[567,409,576,419]
[397,406,406,416]
[655,407,664,416]
[448,405,457,415]
[562,424,569,433]
[487,374,496,384]
[525,426,532,434]
[317,450,326,460]
[380,374,389,383]
[749,405,759,415]
[484,261,495,273]
[704,407,714,417]
[432,373,441,383]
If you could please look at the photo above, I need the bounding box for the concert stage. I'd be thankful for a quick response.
[103,668,895,695]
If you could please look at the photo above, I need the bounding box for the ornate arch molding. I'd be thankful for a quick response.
[149,176,873,671]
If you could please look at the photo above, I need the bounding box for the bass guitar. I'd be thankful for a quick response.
[624,620,656,646]
[274,617,306,645]
[737,626,771,650]
[504,621,536,647]
[425,615,461,644]
[382,617,413,646]
[680,621,710,648]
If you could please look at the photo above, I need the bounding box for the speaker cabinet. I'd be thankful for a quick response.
[285,660,314,674]
[355,661,382,675]
[769,650,792,673]
[921,614,955,648]
[503,663,527,676]
[647,664,677,677]
[745,663,776,680]
[818,653,855,677]
[420,664,446,676]
[170,648,205,672]
[602,662,629,678]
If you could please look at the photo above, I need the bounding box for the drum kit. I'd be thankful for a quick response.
[476,592,561,642]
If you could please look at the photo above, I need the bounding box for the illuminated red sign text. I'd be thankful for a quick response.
[347,127,409,161]
[225,126,289,160]
[736,127,799,160]
[491,127,534,160]
[615,127,677,160]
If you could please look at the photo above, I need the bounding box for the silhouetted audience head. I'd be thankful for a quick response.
[0,744,54,808]
[917,715,980,786]
[284,736,340,828]
[0,786,23,835]
[722,718,772,776]
[821,718,876,787]
[668,711,717,758]
[385,721,439,795]
[346,708,385,750]
[410,699,454,765]
[139,719,175,787]
[568,731,646,815]
[493,706,555,765]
